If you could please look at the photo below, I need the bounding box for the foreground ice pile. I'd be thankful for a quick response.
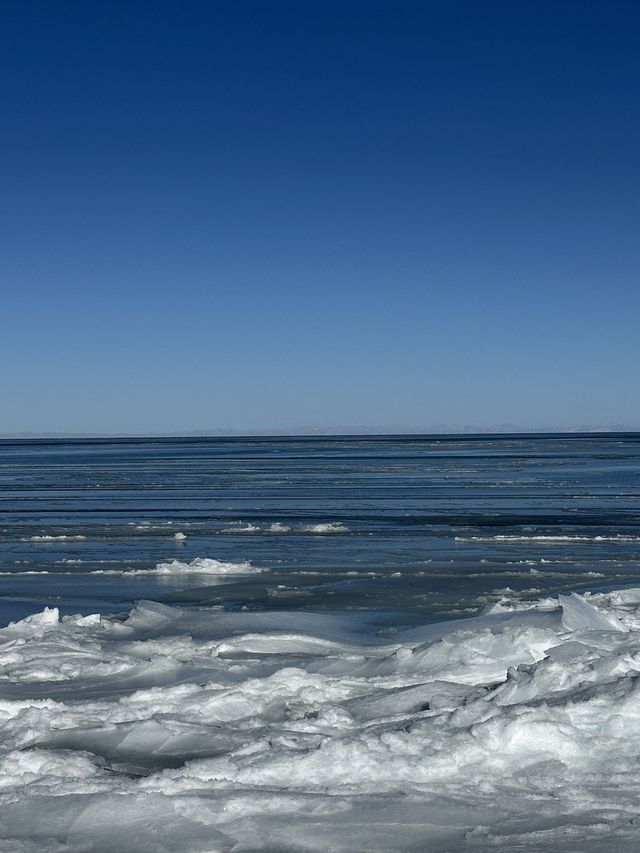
[3,590,640,851]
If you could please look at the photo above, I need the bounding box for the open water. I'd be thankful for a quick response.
[1,433,639,627]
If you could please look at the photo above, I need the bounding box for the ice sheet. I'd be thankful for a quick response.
[2,590,640,851]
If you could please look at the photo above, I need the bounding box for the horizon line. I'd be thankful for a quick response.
[2,426,640,440]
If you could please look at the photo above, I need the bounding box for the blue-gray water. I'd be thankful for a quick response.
[1,433,639,627]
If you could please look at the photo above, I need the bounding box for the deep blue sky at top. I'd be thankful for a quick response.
[1,1,639,432]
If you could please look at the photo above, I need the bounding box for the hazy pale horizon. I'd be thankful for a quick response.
[3,419,640,438]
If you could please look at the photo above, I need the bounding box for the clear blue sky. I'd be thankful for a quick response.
[2,1,639,433]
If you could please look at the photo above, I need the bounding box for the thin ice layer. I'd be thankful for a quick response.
[2,591,640,851]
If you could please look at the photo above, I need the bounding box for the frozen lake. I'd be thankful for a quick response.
[2,434,640,850]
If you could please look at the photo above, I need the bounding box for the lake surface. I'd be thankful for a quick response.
[3,434,640,851]
[2,433,639,626]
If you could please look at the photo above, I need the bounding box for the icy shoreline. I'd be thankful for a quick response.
[2,589,640,851]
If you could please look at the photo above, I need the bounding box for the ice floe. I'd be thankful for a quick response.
[220,521,350,534]
[154,556,264,576]
[23,535,87,542]
[299,522,349,533]
[456,534,640,544]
